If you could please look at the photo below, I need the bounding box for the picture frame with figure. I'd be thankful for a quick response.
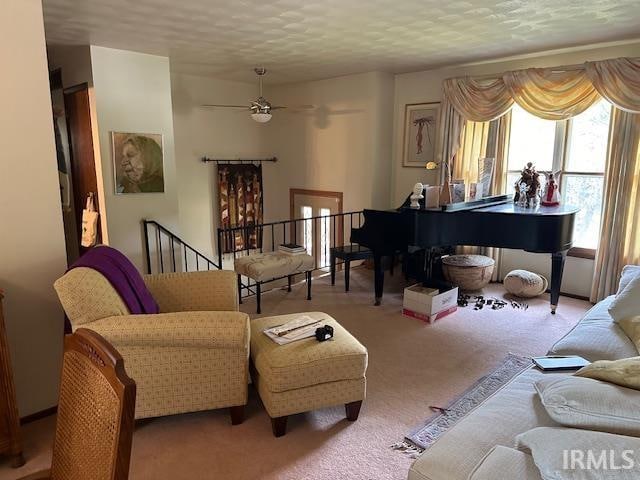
[112,132,165,194]
[402,102,439,168]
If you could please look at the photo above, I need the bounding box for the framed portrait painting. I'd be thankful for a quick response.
[112,132,165,194]
[402,102,439,168]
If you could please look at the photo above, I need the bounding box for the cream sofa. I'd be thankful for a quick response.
[55,268,250,422]
[408,294,638,480]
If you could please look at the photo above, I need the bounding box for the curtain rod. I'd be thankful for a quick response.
[448,56,640,82]
[201,157,278,164]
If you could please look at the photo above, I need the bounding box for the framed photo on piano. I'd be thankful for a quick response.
[402,102,440,168]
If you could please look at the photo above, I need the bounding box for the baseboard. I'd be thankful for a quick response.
[20,406,57,425]
[493,280,590,302]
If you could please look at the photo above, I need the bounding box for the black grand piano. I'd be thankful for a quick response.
[351,194,578,313]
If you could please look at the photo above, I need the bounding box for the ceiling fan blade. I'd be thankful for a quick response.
[202,104,250,109]
[270,106,288,110]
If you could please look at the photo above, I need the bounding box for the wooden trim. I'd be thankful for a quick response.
[63,82,90,95]
[567,247,596,260]
[20,406,57,425]
[289,189,345,259]
[557,291,590,302]
[289,188,344,219]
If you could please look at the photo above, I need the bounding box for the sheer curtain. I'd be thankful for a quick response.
[453,112,511,280]
[438,57,640,295]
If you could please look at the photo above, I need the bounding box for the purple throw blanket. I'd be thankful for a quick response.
[70,246,159,315]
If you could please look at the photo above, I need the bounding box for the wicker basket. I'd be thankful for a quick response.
[442,254,495,291]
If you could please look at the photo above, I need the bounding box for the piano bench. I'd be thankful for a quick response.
[330,245,373,292]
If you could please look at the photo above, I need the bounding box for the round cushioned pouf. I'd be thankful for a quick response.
[504,269,549,298]
[442,254,495,291]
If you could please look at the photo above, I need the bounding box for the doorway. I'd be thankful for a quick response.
[289,189,343,268]
[50,76,101,264]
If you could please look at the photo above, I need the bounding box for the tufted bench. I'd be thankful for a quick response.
[234,252,315,313]
[250,312,368,437]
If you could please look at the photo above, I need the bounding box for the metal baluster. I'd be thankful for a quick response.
[271,226,275,252]
[333,215,337,255]
[171,237,176,272]
[158,229,164,273]
[184,245,188,271]
[293,219,297,245]
[196,253,199,271]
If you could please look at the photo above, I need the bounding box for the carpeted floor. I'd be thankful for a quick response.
[1,268,591,480]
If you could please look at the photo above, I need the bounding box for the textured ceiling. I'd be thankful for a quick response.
[43,0,640,84]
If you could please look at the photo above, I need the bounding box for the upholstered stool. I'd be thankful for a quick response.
[504,269,548,298]
[234,252,315,313]
[250,312,368,437]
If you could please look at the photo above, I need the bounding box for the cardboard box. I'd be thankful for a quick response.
[402,284,459,324]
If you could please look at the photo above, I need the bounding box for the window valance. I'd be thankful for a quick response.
[443,57,640,123]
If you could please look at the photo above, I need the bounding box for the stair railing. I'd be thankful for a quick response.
[143,220,221,274]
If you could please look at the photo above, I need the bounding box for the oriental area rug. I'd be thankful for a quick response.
[392,353,532,458]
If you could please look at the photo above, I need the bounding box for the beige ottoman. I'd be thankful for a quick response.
[250,312,368,437]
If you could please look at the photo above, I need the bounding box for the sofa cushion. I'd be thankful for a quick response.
[469,446,541,480]
[516,427,640,479]
[234,252,314,282]
[408,368,563,480]
[548,296,638,361]
[536,375,640,437]
[574,356,640,390]
[250,312,368,392]
[618,265,640,296]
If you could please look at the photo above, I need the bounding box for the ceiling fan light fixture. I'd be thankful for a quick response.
[251,112,272,123]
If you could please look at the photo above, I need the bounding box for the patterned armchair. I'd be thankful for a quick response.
[54,268,250,423]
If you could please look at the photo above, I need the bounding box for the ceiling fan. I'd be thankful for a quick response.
[203,67,307,123]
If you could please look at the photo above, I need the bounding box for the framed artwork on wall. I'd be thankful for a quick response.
[402,102,440,168]
[112,132,165,194]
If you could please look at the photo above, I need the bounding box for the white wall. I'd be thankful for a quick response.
[392,41,640,297]
[0,0,68,416]
[90,46,179,271]
[266,71,395,222]
[47,45,93,88]
[171,73,270,258]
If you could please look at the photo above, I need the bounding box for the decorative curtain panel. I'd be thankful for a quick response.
[437,57,640,297]
[586,58,640,113]
[590,110,640,301]
[217,164,264,254]
[453,111,511,280]
[435,99,467,183]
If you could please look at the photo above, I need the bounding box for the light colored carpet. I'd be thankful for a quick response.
[1,268,590,480]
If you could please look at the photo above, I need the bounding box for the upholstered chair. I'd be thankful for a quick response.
[54,268,250,423]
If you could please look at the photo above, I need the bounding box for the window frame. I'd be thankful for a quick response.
[506,107,609,260]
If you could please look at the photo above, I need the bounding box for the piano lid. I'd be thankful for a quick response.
[474,202,580,216]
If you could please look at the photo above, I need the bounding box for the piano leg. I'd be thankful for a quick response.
[374,253,384,306]
[550,251,567,314]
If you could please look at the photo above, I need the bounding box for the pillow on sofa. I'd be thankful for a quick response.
[535,376,640,437]
[609,275,640,322]
[516,427,640,479]
[618,265,640,295]
[608,275,640,350]
[575,356,640,390]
